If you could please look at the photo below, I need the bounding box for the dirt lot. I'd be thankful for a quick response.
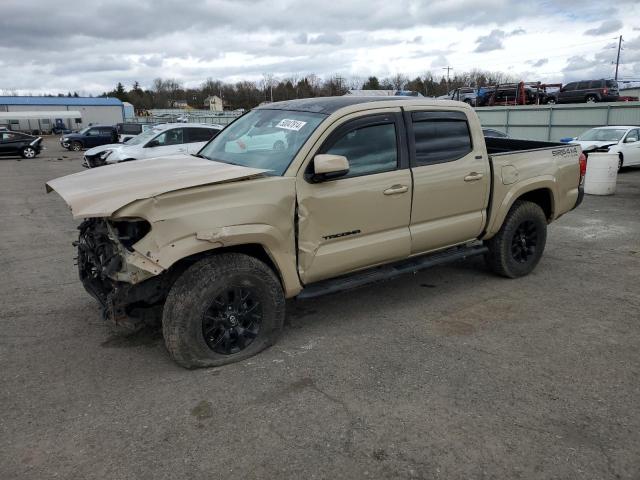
[1,137,639,480]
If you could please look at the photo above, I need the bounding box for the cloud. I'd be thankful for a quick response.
[430,55,449,68]
[308,33,344,45]
[0,0,638,94]
[474,29,507,52]
[473,27,526,52]
[528,58,548,67]
[585,19,622,36]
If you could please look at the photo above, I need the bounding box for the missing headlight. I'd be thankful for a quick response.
[110,219,151,251]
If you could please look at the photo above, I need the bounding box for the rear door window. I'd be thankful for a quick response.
[576,81,590,90]
[410,111,473,166]
[186,127,219,143]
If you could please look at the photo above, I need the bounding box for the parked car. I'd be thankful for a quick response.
[482,128,509,138]
[438,87,477,105]
[551,79,619,104]
[116,123,142,143]
[488,83,551,106]
[566,126,640,170]
[82,123,223,168]
[60,125,118,151]
[223,123,288,153]
[47,97,585,368]
[0,131,43,159]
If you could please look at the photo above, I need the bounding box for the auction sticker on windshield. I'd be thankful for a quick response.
[276,119,307,131]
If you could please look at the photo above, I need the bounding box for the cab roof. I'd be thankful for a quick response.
[256,96,466,115]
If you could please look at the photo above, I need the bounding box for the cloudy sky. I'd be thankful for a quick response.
[1,0,639,95]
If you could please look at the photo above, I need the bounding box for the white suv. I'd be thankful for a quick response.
[83,123,223,168]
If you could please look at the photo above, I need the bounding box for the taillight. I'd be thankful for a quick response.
[603,88,608,95]
[579,153,587,183]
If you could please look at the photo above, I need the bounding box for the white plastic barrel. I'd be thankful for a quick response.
[584,152,618,195]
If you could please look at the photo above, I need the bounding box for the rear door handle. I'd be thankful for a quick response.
[464,172,484,182]
[383,184,409,195]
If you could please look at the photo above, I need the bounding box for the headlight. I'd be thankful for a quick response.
[109,219,151,251]
[62,137,69,142]
[100,150,112,159]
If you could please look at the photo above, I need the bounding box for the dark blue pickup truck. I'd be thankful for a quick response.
[59,125,118,151]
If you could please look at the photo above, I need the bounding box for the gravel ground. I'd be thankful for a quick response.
[1,137,639,480]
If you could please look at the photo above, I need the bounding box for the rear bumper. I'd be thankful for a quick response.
[573,184,585,210]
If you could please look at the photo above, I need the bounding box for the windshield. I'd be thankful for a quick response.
[578,128,626,142]
[126,128,163,146]
[198,109,326,175]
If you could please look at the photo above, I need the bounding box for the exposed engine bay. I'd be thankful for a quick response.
[75,218,169,332]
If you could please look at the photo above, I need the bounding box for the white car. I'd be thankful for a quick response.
[83,123,223,168]
[224,125,288,153]
[569,126,640,170]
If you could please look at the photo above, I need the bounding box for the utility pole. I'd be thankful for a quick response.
[443,66,452,92]
[614,35,623,81]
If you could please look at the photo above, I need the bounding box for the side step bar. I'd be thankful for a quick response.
[297,244,488,300]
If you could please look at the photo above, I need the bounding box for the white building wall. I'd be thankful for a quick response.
[6,104,123,131]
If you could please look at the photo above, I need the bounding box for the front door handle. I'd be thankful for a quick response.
[383,184,409,195]
[464,172,484,182]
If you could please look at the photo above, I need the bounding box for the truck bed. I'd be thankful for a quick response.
[483,136,582,238]
[484,137,566,155]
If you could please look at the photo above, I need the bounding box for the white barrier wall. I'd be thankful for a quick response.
[475,102,640,141]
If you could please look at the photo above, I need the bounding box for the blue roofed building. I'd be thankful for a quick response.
[0,96,124,133]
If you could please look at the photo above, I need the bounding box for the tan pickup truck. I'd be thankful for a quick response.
[47,97,585,368]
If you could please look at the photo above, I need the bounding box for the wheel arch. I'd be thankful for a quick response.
[484,180,557,239]
[131,224,302,298]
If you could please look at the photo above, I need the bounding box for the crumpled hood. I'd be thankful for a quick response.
[574,140,618,151]
[46,154,268,219]
[85,143,122,156]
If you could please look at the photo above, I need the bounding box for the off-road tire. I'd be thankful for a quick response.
[71,141,83,151]
[162,253,285,369]
[485,200,547,278]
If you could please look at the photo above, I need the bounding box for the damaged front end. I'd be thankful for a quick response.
[75,218,170,332]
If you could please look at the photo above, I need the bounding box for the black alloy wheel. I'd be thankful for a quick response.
[511,220,538,264]
[202,286,262,354]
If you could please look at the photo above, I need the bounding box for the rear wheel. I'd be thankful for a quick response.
[162,253,285,369]
[485,200,547,278]
[618,154,624,172]
[585,95,597,103]
[71,141,83,151]
[21,146,36,159]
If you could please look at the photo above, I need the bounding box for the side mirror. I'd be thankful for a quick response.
[625,137,637,143]
[311,154,349,182]
[146,139,160,148]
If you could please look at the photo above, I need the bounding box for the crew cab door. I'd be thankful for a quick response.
[404,108,490,254]
[296,110,412,284]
